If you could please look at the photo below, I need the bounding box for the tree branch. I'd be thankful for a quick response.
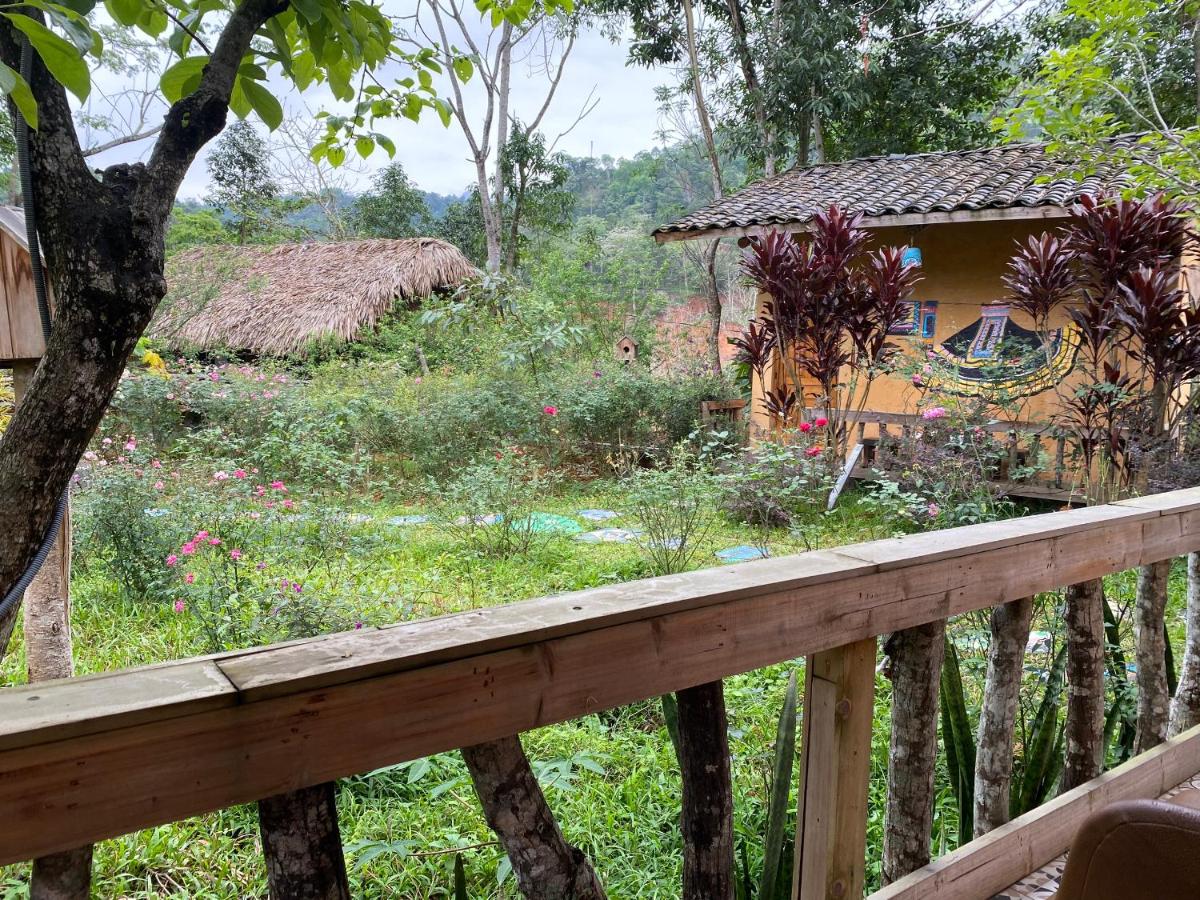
[83,125,163,157]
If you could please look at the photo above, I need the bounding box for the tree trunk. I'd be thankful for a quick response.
[973,597,1033,837]
[722,0,773,176]
[882,621,946,885]
[675,680,734,900]
[258,782,350,900]
[1170,552,1200,736]
[462,735,607,900]
[1135,560,1172,753]
[702,240,723,374]
[29,849,93,900]
[1062,579,1107,790]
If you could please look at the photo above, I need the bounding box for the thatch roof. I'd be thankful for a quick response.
[155,238,477,355]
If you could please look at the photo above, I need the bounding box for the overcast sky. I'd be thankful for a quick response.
[82,5,674,201]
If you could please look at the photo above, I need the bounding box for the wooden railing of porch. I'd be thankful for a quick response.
[2,488,1200,897]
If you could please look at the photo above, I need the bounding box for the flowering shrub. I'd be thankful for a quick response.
[717,427,835,529]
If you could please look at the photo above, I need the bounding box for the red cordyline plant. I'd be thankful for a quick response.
[733,207,921,465]
[1004,192,1198,497]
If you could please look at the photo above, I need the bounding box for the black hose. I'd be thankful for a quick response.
[0,37,67,624]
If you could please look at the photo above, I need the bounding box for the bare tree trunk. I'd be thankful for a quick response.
[675,680,734,900]
[1170,552,1200,736]
[882,621,946,885]
[702,240,723,374]
[681,0,726,373]
[258,782,350,900]
[462,736,607,900]
[1062,579,1107,790]
[974,597,1033,837]
[722,0,773,176]
[1135,560,1172,753]
[13,364,93,898]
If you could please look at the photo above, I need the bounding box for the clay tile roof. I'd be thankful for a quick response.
[653,136,1145,242]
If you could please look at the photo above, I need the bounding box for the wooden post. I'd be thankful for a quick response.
[12,361,92,898]
[794,638,877,900]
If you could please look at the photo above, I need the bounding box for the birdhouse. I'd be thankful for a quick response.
[614,335,639,364]
[0,206,47,365]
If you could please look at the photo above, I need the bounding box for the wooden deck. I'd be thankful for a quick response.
[1,488,1199,895]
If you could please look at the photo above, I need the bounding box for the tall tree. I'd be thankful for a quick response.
[403,1,588,272]
[348,161,430,238]
[207,120,281,244]
[498,124,574,270]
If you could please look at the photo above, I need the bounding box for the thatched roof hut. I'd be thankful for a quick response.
[155,238,477,355]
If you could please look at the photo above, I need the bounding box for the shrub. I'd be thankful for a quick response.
[625,448,719,576]
[718,435,835,530]
[426,452,560,558]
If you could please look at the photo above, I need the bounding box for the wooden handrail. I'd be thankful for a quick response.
[1,488,1199,866]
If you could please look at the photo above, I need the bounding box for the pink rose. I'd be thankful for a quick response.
[799,422,812,433]
[173,600,186,613]
[153,480,165,491]
[922,407,947,420]
[230,549,242,560]
[165,554,178,567]
[234,469,247,479]
[814,417,828,428]
[543,405,558,416]
[805,446,822,458]
[184,573,195,584]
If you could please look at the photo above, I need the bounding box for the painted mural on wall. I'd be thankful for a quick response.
[924,304,1081,398]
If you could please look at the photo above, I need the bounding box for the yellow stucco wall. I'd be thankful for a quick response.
[750,217,1091,429]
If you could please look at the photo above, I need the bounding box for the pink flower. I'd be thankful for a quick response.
[230,549,242,560]
[101,437,112,446]
[83,450,97,461]
[270,480,286,491]
[208,371,220,382]
[184,573,195,584]
[805,446,822,458]
[414,376,423,384]
[124,439,137,451]
[282,499,294,509]
[173,600,186,613]
[922,407,947,420]
[927,503,941,518]
[293,582,303,593]
[165,554,178,567]
[233,469,247,479]
[154,480,165,491]
[208,538,221,546]
[180,542,197,556]
[912,374,923,386]
[814,417,828,428]
[543,405,558,416]
[354,621,364,630]
[256,561,267,571]
[195,530,209,541]
[255,485,266,496]
[249,511,261,520]
[213,470,229,481]
[799,422,813,433]
[151,459,162,469]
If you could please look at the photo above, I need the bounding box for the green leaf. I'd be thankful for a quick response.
[0,61,37,129]
[758,669,798,900]
[327,144,346,167]
[453,853,467,900]
[160,54,208,103]
[104,0,140,26]
[452,55,473,83]
[228,76,252,119]
[240,77,283,130]
[5,13,90,100]
[354,135,374,159]
[374,133,395,158]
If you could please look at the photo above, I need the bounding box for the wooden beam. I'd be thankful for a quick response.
[652,205,1073,245]
[0,491,1199,863]
[866,722,1200,900]
[795,639,877,900]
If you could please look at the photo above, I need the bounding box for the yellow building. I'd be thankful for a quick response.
[652,139,1156,445]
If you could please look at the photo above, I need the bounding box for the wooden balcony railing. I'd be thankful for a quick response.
[3,488,1200,897]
